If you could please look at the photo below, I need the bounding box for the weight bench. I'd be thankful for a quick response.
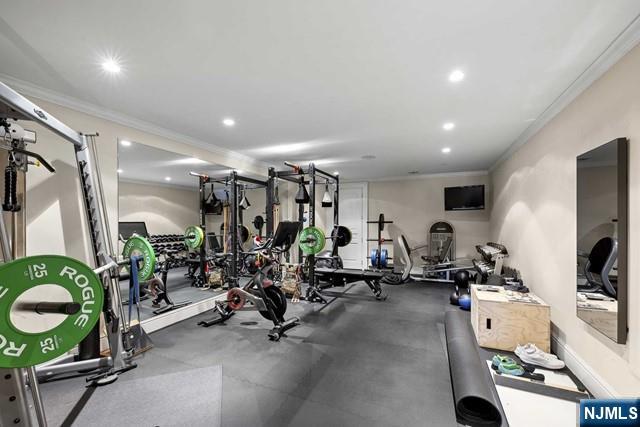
[310,234,417,301]
[314,267,388,300]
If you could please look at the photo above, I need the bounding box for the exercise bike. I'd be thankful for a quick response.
[198,221,302,341]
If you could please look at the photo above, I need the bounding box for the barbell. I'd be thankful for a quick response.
[366,213,393,231]
[298,225,352,255]
[122,225,204,282]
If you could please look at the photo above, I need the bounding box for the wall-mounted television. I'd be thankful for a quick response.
[444,185,485,211]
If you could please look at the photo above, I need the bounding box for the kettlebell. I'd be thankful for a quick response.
[449,290,460,305]
[450,270,470,305]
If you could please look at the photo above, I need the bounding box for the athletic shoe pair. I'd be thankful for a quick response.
[515,343,565,370]
[492,354,524,376]
[492,354,547,382]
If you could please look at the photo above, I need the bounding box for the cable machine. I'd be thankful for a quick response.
[0,81,135,426]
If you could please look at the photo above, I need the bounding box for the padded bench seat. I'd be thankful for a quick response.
[313,267,387,300]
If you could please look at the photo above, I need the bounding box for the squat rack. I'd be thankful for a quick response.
[268,162,339,303]
[189,171,219,287]
[192,170,271,288]
[226,170,270,287]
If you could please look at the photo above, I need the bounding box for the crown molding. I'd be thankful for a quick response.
[118,177,198,191]
[490,13,640,172]
[345,169,488,184]
[0,73,269,171]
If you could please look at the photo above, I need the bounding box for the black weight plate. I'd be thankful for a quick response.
[379,213,385,231]
[259,286,287,321]
[252,215,265,231]
[331,225,352,247]
[239,225,250,243]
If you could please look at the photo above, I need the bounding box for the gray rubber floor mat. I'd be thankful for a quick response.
[55,365,222,427]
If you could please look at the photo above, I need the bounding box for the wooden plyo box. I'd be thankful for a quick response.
[470,285,550,352]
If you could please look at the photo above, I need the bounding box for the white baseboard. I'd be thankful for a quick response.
[141,293,226,333]
[551,335,616,398]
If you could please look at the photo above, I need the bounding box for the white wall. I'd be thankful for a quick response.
[368,173,490,265]
[119,181,199,236]
[16,95,263,263]
[489,44,640,396]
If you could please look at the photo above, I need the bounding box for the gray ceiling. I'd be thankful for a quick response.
[1,1,639,179]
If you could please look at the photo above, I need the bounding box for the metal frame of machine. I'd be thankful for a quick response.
[0,81,135,427]
[268,162,339,303]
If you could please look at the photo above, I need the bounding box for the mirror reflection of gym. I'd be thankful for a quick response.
[117,140,230,321]
[576,138,628,343]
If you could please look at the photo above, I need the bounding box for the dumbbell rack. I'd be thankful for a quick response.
[366,213,394,269]
[147,234,187,268]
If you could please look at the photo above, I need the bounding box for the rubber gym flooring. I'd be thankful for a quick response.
[119,266,220,321]
[42,280,458,426]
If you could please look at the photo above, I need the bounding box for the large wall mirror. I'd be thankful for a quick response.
[117,140,233,324]
[576,137,628,343]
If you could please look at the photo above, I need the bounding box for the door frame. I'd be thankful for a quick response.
[332,181,368,269]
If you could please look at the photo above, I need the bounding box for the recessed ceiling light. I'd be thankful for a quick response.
[175,157,207,165]
[441,147,451,154]
[222,118,235,127]
[361,155,376,160]
[333,171,339,176]
[120,140,132,147]
[448,69,465,83]
[102,58,121,73]
[443,122,455,131]
[117,169,123,174]
[164,176,172,181]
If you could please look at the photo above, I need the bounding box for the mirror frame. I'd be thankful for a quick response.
[576,137,628,344]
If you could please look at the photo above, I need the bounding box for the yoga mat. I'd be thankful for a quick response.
[444,310,508,426]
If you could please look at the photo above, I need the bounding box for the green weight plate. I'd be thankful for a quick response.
[299,226,326,255]
[0,255,104,368]
[122,235,157,281]
[184,225,204,250]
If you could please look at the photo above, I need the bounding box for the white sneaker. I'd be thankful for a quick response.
[515,343,565,369]
[516,343,558,358]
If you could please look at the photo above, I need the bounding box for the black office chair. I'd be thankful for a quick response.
[581,237,618,298]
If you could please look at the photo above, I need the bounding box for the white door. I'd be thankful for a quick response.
[334,183,367,269]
